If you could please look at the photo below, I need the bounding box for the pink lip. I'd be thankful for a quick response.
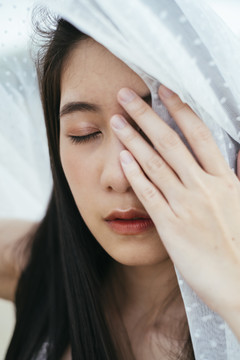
[104,209,154,235]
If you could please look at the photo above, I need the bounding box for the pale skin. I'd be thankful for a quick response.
[110,86,240,341]
[1,39,240,359]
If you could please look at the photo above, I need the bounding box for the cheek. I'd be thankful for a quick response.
[60,145,101,239]
[60,142,92,202]
[60,142,99,208]
[60,145,83,185]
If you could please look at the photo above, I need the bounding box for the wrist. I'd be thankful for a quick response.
[213,266,240,341]
[222,307,240,341]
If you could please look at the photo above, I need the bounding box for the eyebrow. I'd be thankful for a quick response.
[59,93,152,119]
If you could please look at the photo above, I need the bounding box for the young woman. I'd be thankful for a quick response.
[2,14,240,360]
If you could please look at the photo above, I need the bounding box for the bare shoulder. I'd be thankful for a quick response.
[0,219,39,301]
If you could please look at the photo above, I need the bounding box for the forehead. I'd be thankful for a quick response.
[60,38,148,105]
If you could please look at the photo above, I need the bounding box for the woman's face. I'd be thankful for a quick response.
[60,39,168,266]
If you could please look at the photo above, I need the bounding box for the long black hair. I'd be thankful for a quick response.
[5,13,194,360]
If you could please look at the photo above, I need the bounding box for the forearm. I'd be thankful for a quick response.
[0,219,37,301]
[219,302,240,342]
[210,262,240,342]
[0,276,19,302]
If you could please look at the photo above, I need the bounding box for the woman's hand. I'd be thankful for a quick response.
[110,85,240,339]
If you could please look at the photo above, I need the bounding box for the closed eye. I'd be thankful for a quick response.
[68,131,101,145]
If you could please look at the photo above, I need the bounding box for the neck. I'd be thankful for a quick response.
[111,257,185,331]
[103,257,188,359]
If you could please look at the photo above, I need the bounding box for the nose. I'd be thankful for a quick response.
[100,133,131,193]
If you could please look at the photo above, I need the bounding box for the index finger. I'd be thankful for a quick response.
[117,87,202,187]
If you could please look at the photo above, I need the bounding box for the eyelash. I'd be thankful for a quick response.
[69,132,101,144]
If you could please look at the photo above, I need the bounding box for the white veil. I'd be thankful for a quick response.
[1,0,240,359]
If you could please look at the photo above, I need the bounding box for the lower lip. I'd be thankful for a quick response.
[106,218,154,235]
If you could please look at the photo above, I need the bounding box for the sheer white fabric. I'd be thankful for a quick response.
[0,52,52,220]
[1,0,240,359]
[0,0,52,220]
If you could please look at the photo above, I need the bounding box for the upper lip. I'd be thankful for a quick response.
[104,208,150,221]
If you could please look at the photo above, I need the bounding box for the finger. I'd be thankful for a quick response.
[111,114,186,204]
[158,85,232,177]
[237,150,240,180]
[117,87,202,188]
[119,150,174,223]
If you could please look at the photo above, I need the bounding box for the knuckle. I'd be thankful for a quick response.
[146,154,165,173]
[156,131,180,150]
[132,100,148,118]
[224,178,235,190]
[191,124,212,143]
[224,177,239,195]
[141,185,158,202]
[125,129,138,144]
[171,102,189,117]
[127,164,141,178]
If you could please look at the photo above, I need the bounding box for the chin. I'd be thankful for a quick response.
[111,243,169,267]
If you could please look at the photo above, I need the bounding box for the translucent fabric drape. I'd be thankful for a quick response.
[1,0,240,358]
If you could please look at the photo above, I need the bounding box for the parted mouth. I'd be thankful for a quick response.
[104,208,151,221]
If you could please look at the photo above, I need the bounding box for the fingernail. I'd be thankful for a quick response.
[111,115,127,130]
[159,85,174,99]
[118,88,136,104]
[120,151,134,165]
